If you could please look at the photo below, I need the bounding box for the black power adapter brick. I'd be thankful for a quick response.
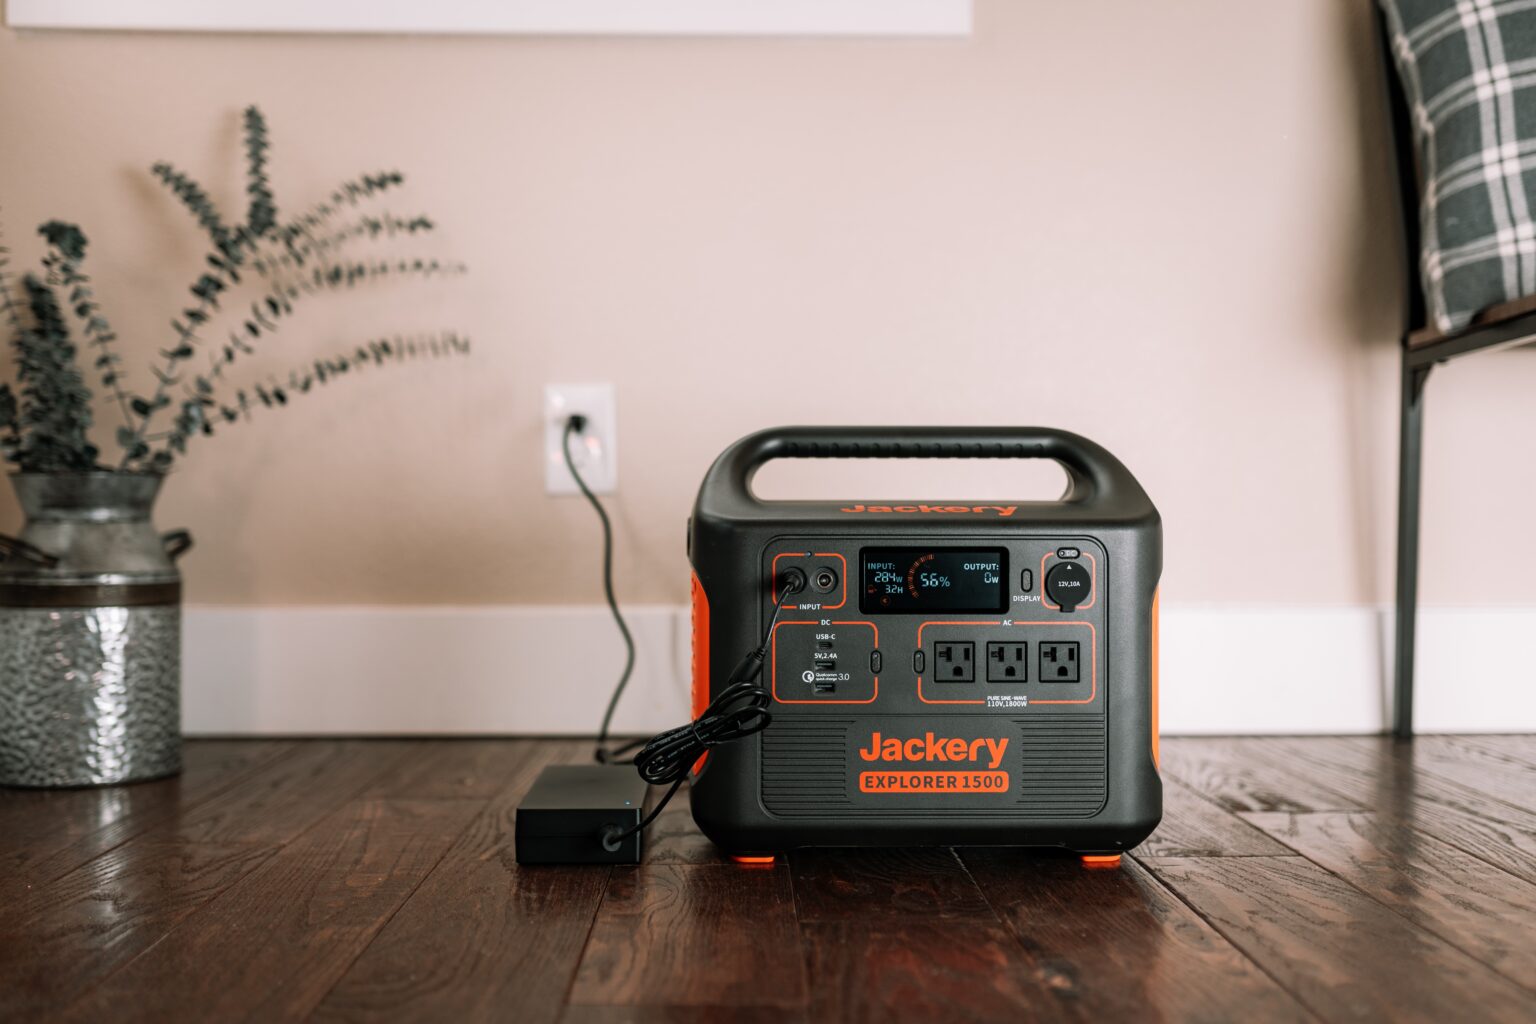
[514,764,651,864]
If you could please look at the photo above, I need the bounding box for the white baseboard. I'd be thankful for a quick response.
[181,604,1536,735]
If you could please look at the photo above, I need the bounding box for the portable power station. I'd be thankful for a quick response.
[686,426,1161,863]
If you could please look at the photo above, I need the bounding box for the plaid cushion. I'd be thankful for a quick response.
[1381,0,1536,333]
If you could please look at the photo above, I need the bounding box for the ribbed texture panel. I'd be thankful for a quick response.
[1013,714,1107,817]
[762,718,853,812]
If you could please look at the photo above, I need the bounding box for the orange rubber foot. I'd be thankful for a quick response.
[1080,854,1122,869]
[728,854,777,866]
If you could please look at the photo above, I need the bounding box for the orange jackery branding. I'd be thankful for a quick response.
[838,504,1017,517]
[857,732,1009,770]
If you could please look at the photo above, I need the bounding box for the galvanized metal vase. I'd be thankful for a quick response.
[0,472,191,787]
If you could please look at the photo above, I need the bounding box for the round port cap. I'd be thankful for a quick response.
[1045,561,1091,612]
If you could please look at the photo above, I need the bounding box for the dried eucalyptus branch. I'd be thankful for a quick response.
[10,276,98,472]
[37,222,133,431]
[249,212,435,277]
[185,331,470,443]
[243,106,277,237]
[0,213,22,461]
[150,162,241,261]
[6,105,466,475]
[0,208,27,340]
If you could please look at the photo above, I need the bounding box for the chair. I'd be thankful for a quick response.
[1377,8,1536,738]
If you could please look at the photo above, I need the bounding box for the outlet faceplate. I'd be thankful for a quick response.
[934,641,975,683]
[1039,641,1081,683]
[986,641,1027,683]
[545,383,617,495]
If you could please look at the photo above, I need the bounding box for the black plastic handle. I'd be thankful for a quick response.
[162,530,194,563]
[710,426,1144,507]
[0,533,61,568]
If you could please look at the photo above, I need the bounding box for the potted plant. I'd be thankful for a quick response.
[0,107,466,787]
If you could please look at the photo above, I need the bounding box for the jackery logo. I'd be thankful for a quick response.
[838,504,1017,517]
[857,731,1009,770]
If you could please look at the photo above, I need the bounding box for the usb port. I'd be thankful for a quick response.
[816,640,833,650]
[813,659,836,671]
[813,680,836,694]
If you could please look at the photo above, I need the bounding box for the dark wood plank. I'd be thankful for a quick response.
[1260,735,1536,819]
[1150,855,1536,1023]
[0,840,275,1018]
[0,740,295,889]
[1243,736,1413,811]
[1137,776,1293,858]
[1459,734,1536,769]
[561,1008,807,1024]
[801,919,1042,1023]
[2,740,415,926]
[357,739,535,800]
[59,796,484,1023]
[1243,811,1536,990]
[1409,735,1536,814]
[312,740,607,1024]
[961,850,1313,1022]
[568,864,805,1010]
[158,739,417,845]
[1158,738,1367,813]
[0,739,423,1019]
[1258,736,1536,884]
[790,847,991,921]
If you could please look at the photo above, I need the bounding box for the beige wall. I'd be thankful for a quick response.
[1,0,1532,609]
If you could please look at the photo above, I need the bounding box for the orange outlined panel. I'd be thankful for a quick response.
[771,551,849,610]
[1040,551,1098,612]
[770,620,879,705]
[914,620,1099,706]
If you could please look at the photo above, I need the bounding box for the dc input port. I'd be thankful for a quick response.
[810,566,839,594]
[778,568,808,596]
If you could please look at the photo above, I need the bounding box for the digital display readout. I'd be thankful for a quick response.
[860,548,1009,614]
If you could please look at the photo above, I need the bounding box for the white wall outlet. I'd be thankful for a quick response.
[545,383,617,495]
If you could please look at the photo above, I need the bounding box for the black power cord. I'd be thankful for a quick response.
[560,414,803,850]
[561,416,637,764]
[599,579,801,849]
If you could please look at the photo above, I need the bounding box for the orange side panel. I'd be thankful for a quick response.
[729,855,777,866]
[690,572,710,773]
[691,572,710,720]
[1151,589,1160,769]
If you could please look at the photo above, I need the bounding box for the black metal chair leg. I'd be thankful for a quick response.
[1393,356,1430,739]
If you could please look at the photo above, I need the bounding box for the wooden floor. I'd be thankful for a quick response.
[4,737,1536,1022]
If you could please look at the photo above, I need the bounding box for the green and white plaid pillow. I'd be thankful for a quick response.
[1381,0,1536,333]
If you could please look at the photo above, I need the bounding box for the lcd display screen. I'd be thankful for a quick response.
[860,548,1009,613]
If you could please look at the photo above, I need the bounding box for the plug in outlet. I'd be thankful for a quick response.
[933,641,975,683]
[1039,641,1081,683]
[546,384,617,495]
